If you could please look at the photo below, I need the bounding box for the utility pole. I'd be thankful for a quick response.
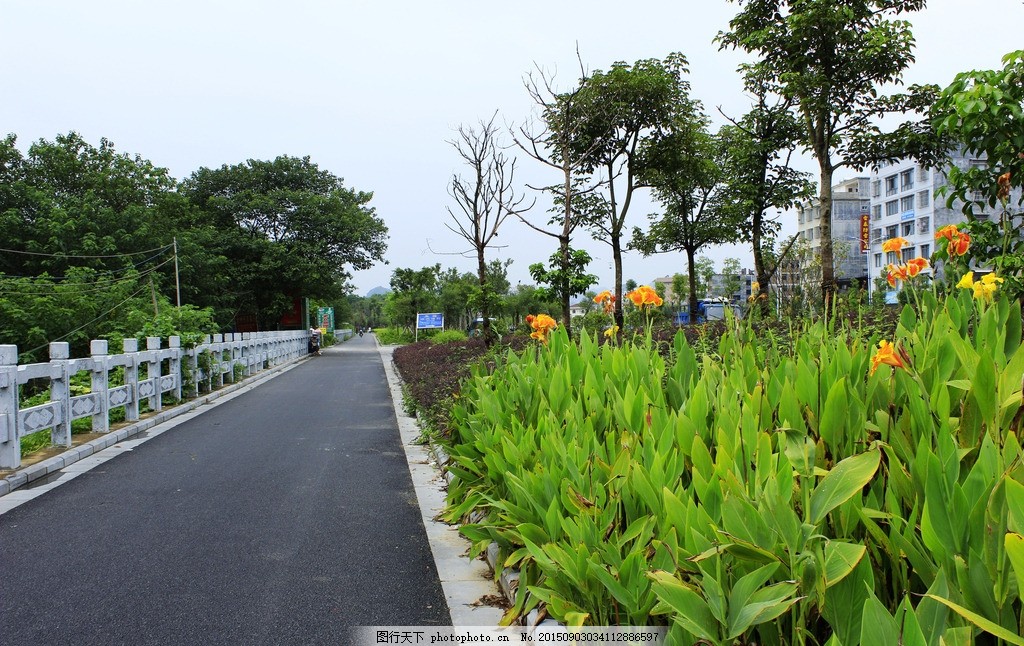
[173,237,181,309]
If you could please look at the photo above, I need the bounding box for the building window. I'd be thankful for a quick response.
[920,244,930,258]
[901,196,914,212]
[918,166,930,181]
[886,251,899,264]
[885,175,898,196]
[918,217,929,234]
[902,248,914,262]
[886,225,898,239]
[872,180,881,198]
[872,228,882,243]
[874,253,883,268]
[901,169,914,190]
[886,200,899,216]
[902,221,915,236]
[918,190,930,208]
[872,205,882,220]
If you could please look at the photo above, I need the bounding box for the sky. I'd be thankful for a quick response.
[3,0,1023,296]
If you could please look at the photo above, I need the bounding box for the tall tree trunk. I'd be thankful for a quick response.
[477,248,494,346]
[612,235,624,329]
[686,247,699,323]
[818,165,836,309]
[751,210,771,318]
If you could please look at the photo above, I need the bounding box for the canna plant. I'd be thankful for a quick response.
[441,287,1024,644]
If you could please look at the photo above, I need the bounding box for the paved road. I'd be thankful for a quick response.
[0,335,449,645]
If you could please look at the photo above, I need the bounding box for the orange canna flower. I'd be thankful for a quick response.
[905,257,930,278]
[935,224,959,241]
[593,290,616,314]
[949,231,971,257]
[882,237,909,253]
[626,285,663,309]
[870,340,906,375]
[886,263,908,288]
[527,313,557,344]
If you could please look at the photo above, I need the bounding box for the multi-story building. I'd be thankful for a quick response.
[796,177,871,289]
[708,267,756,304]
[865,150,1021,298]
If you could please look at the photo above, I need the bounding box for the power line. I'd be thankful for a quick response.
[0,248,172,281]
[21,282,153,358]
[0,258,176,296]
[0,243,173,259]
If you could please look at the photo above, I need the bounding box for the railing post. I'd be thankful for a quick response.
[123,339,140,422]
[187,345,199,399]
[50,342,72,448]
[212,335,224,389]
[90,340,110,434]
[0,345,20,469]
[169,336,182,402]
[146,337,162,412]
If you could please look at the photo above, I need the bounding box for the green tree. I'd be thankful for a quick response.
[386,265,440,329]
[180,156,387,329]
[932,50,1024,297]
[720,257,743,301]
[571,53,699,329]
[529,249,598,320]
[719,0,930,306]
[716,70,815,314]
[632,124,744,319]
[670,273,689,311]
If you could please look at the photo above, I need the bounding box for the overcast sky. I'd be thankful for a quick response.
[3,1,1023,296]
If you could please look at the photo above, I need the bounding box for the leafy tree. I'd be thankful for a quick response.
[571,53,699,329]
[446,114,530,344]
[720,257,743,301]
[716,70,815,314]
[632,124,744,319]
[932,50,1024,298]
[670,273,689,311]
[719,0,931,306]
[180,156,387,329]
[385,265,441,329]
[529,249,598,318]
[514,63,610,333]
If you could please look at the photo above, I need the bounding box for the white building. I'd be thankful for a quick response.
[864,151,1019,298]
[796,177,871,289]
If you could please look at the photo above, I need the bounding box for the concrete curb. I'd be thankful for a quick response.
[0,355,307,499]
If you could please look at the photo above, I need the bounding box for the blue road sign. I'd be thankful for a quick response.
[416,313,444,329]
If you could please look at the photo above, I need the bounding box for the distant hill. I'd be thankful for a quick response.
[366,286,391,297]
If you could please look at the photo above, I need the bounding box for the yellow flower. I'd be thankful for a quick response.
[751,281,760,293]
[958,271,1002,302]
[527,313,557,343]
[603,325,619,338]
[870,340,906,375]
[957,271,975,290]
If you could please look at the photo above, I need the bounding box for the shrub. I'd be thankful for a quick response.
[429,330,469,344]
[375,326,415,345]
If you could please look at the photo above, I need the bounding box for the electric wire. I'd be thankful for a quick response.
[0,258,176,296]
[0,248,173,282]
[0,243,173,259]
[21,282,154,358]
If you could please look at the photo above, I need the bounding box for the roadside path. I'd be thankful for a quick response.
[0,335,452,645]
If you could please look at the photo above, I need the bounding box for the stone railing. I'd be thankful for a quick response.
[0,331,309,469]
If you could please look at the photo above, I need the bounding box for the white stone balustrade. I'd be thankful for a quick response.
[0,330,310,469]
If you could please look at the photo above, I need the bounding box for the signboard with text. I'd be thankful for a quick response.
[317,307,335,332]
[860,214,870,253]
[416,313,444,329]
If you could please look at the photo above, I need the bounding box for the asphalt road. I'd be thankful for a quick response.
[0,335,449,645]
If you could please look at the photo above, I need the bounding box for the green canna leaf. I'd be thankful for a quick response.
[810,450,881,525]
[648,570,719,641]
[860,592,900,646]
[1003,533,1024,605]
[823,541,867,587]
[925,594,1024,645]
[819,377,849,450]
